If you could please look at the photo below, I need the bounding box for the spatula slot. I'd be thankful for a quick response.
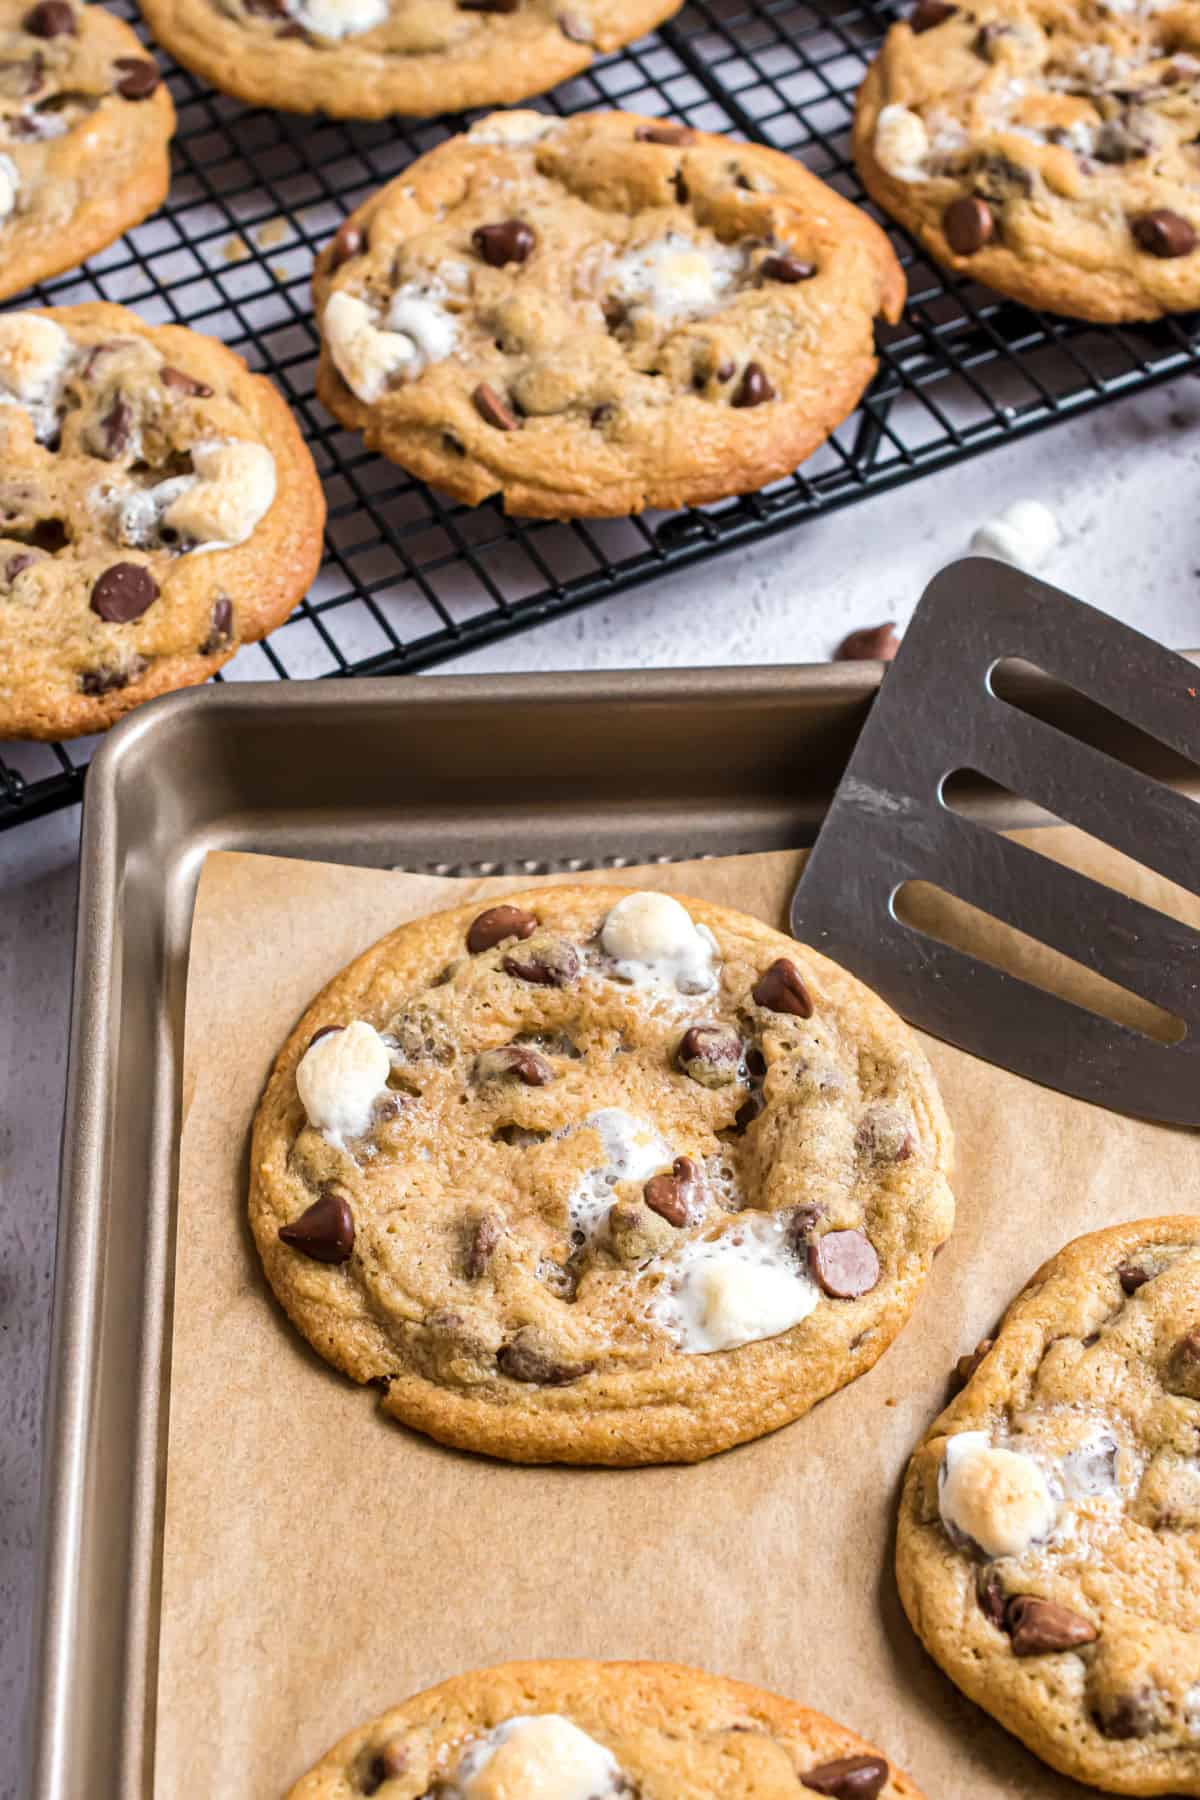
[989,658,1200,795]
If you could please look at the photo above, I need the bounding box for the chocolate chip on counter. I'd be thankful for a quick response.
[502,936,580,987]
[1094,1687,1161,1740]
[99,394,132,458]
[801,1754,889,1798]
[977,1567,1008,1628]
[161,363,214,397]
[465,1209,503,1279]
[835,621,899,662]
[1117,1262,1150,1295]
[855,1104,913,1162]
[472,382,522,431]
[910,0,955,27]
[497,1329,593,1385]
[361,1740,408,1793]
[79,658,147,696]
[473,1043,554,1086]
[809,1230,881,1299]
[1005,1595,1098,1656]
[90,562,158,623]
[760,253,817,283]
[330,221,365,268]
[558,10,592,39]
[752,957,813,1017]
[634,123,695,145]
[466,903,537,954]
[954,1336,994,1387]
[732,362,774,408]
[644,1155,699,1227]
[199,595,234,656]
[943,195,993,255]
[1132,209,1197,258]
[472,219,536,266]
[278,1184,355,1264]
[112,55,161,98]
[1166,1330,1200,1398]
[732,1089,766,1133]
[24,0,74,34]
[677,1022,742,1088]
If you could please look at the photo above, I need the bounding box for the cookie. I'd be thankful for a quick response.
[855,0,1200,322]
[286,1658,928,1798]
[250,885,954,1466]
[0,302,325,739]
[310,110,906,518]
[896,1217,1200,1795]
[0,0,174,303]
[137,0,683,120]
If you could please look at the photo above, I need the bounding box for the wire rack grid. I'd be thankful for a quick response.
[3,0,1199,827]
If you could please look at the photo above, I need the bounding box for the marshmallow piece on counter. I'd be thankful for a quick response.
[163,439,277,548]
[874,104,931,181]
[290,0,386,36]
[970,499,1061,571]
[467,110,563,146]
[611,232,745,320]
[0,310,71,440]
[569,1107,673,1236]
[449,1716,622,1800]
[654,1213,818,1353]
[0,153,17,223]
[600,891,718,994]
[939,1431,1057,1558]
[322,291,419,403]
[295,1020,391,1141]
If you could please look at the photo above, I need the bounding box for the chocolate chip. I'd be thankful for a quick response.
[502,936,579,987]
[973,21,1009,57]
[590,402,615,428]
[497,1330,592,1385]
[1094,117,1151,165]
[835,622,899,662]
[732,1090,765,1133]
[752,957,812,1017]
[634,123,695,145]
[79,658,147,696]
[732,362,774,408]
[199,595,234,656]
[465,1210,503,1279]
[977,1568,1007,1628]
[99,394,132,459]
[943,195,993,255]
[1094,1687,1160,1740]
[306,1023,342,1051]
[760,253,817,283]
[4,551,37,582]
[910,0,955,28]
[558,10,592,39]
[715,358,735,382]
[1166,1330,1200,1398]
[330,221,365,268]
[673,168,689,205]
[275,15,307,30]
[601,295,628,331]
[473,1043,554,1086]
[161,364,214,398]
[954,1336,994,1388]
[24,0,73,34]
[112,55,161,99]
[472,219,536,266]
[855,1104,913,1162]
[1005,1595,1098,1655]
[801,1755,889,1798]
[278,1184,355,1264]
[90,562,158,623]
[467,904,537,954]
[472,382,522,431]
[677,1023,742,1088]
[809,1230,880,1299]
[1118,1263,1150,1294]
[457,0,518,11]
[361,1740,408,1793]
[32,518,67,552]
[1132,209,1197,258]
[644,1155,699,1227]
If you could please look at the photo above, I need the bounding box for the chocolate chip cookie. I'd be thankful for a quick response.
[138,0,682,120]
[896,1217,1200,1794]
[286,1658,928,1798]
[310,111,906,517]
[0,0,174,303]
[855,0,1200,322]
[0,302,325,739]
[250,886,954,1465]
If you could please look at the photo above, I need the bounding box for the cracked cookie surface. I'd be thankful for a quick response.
[855,0,1200,321]
[0,0,174,302]
[138,0,682,119]
[310,110,906,517]
[897,1217,1200,1795]
[286,1659,929,1799]
[249,885,954,1466]
[0,302,325,739]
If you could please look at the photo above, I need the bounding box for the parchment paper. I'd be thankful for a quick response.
[158,839,1200,1799]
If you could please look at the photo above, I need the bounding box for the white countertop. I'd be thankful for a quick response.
[3,380,1198,1795]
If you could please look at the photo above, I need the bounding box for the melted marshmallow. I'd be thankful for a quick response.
[295,1020,391,1141]
[874,105,930,181]
[467,110,563,146]
[599,892,718,995]
[611,232,745,320]
[939,1431,1057,1558]
[653,1212,818,1353]
[163,439,277,548]
[385,282,459,367]
[0,153,17,224]
[287,0,386,36]
[970,498,1060,571]
[567,1108,672,1237]
[448,1716,621,1800]
[0,311,71,440]
[322,291,419,403]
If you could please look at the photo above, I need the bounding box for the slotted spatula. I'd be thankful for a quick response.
[790,557,1200,1125]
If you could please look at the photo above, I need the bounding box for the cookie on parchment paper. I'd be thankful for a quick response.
[311,110,906,517]
[250,885,954,1466]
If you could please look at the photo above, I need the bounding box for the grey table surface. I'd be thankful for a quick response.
[4,379,1200,1797]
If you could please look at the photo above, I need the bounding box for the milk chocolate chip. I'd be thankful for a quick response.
[279,1184,355,1264]
[161,364,214,398]
[732,362,774,408]
[473,382,522,431]
[954,1336,994,1387]
[944,195,993,255]
[911,0,955,26]
[1094,1687,1161,1740]
[856,1104,913,1162]
[835,622,899,662]
[644,1155,698,1227]
[809,1230,880,1298]
[1132,209,1197,258]
[677,1022,741,1087]
[361,1740,408,1793]
[502,936,579,987]
[112,55,161,98]
[1118,1262,1150,1295]
[752,958,813,1017]
[1005,1595,1097,1655]
[473,1043,554,1086]
[760,253,816,283]
[635,123,695,145]
[472,220,536,267]
[977,1567,1007,1628]
[498,1330,592,1384]
[99,394,132,458]
[467,904,537,954]
[1166,1330,1200,1399]
[90,562,158,623]
[330,221,365,268]
[199,595,234,656]
[24,0,74,34]
[801,1755,889,1798]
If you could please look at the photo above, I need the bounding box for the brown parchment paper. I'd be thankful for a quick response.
[158,840,1200,1800]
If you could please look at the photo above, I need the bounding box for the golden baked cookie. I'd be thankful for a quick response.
[0,302,325,739]
[855,0,1200,322]
[0,0,174,303]
[250,886,954,1466]
[137,0,682,119]
[310,110,906,518]
[286,1659,928,1798]
[896,1217,1200,1795]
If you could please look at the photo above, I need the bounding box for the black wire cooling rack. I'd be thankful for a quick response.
[4,0,1200,827]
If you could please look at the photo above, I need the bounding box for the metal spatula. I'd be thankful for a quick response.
[789,557,1200,1125]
